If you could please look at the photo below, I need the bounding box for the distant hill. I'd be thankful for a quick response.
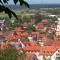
[6,4,60,9]
[30,4,60,9]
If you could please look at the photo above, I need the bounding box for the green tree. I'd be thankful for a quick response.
[0,0,29,19]
[4,19,13,30]
[56,57,60,60]
[34,13,46,24]
[47,33,54,39]
[18,49,28,60]
[4,17,22,30]
[0,48,18,60]
[0,48,28,60]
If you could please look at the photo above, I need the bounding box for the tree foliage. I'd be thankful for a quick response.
[0,48,18,60]
[0,0,29,19]
[34,13,47,24]
[47,33,54,39]
[0,48,28,60]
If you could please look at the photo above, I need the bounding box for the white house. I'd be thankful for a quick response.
[0,19,5,31]
[51,49,60,60]
[56,18,60,36]
[48,15,57,18]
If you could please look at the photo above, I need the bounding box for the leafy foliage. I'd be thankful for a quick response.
[0,0,29,19]
[47,33,54,39]
[0,48,18,60]
[0,48,28,60]
[0,5,18,19]
[34,13,47,24]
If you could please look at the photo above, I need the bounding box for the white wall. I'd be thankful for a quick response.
[51,49,59,60]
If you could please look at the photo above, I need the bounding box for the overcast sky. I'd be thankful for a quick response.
[8,0,60,4]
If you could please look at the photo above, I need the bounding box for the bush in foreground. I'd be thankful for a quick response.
[0,48,28,60]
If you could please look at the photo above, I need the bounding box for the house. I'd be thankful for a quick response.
[0,19,5,31]
[48,15,57,18]
[34,19,48,29]
[56,18,60,36]
[5,29,60,60]
[51,49,60,60]
[23,40,60,60]
[5,26,60,60]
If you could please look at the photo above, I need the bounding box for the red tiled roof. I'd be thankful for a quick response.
[6,35,21,40]
[23,41,40,51]
[15,27,24,32]
[29,41,38,46]
[16,31,21,35]
[7,35,15,40]
[41,19,48,23]
[35,19,48,28]
[5,26,60,55]
[44,40,54,46]
[23,46,40,51]
[22,32,28,37]
[31,32,37,35]
[40,46,56,55]
[52,40,60,46]
[23,40,60,55]
[15,35,21,39]
[7,30,14,35]
[0,32,3,35]
[23,45,57,55]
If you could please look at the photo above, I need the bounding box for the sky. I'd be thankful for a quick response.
[9,0,60,4]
